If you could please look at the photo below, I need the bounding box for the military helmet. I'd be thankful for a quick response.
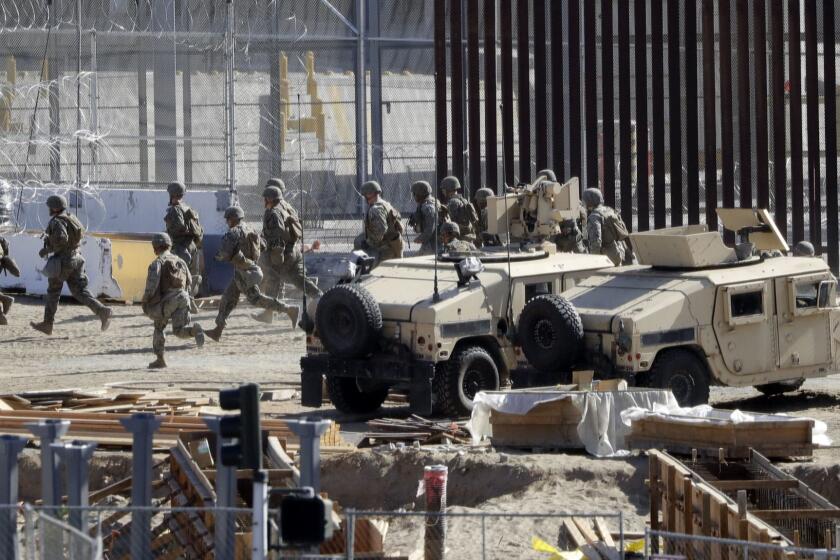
[46,195,67,211]
[224,206,245,220]
[411,181,432,198]
[440,176,461,193]
[263,186,283,201]
[537,169,557,182]
[360,181,382,196]
[582,188,604,208]
[265,177,285,192]
[441,222,460,237]
[475,187,494,202]
[167,182,186,197]
[793,240,815,257]
[152,232,172,249]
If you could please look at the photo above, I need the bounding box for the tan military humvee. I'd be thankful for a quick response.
[300,177,614,417]
[560,208,840,405]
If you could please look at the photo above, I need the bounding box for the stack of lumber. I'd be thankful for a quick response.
[561,516,622,560]
[0,409,354,457]
[360,415,470,447]
[0,389,211,416]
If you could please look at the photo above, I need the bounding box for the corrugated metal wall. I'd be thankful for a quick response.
[434,0,840,272]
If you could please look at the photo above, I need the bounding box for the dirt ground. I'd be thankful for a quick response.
[4,294,840,550]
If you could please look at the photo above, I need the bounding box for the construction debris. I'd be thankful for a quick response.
[560,516,622,560]
[0,389,211,416]
[649,449,840,551]
[360,415,470,448]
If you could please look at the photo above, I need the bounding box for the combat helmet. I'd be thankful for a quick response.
[167,182,186,197]
[441,221,461,238]
[411,181,432,198]
[582,188,604,208]
[263,186,283,201]
[440,176,461,194]
[360,181,382,196]
[265,178,285,194]
[152,233,172,250]
[46,195,67,211]
[475,187,494,202]
[793,240,815,257]
[224,206,245,220]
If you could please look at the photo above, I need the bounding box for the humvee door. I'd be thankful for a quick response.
[714,280,778,376]
[774,273,836,368]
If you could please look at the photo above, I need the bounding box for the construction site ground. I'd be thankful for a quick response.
[4,295,840,540]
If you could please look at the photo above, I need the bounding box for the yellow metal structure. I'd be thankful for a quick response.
[93,233,157,303]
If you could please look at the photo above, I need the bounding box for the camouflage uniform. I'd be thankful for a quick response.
[446,193,479,243]
[583,188,625,266]
[412,197,443,256]
[164,203,202,295]
[444,239,478,253]
[0,237,15,325]
[142,238,204,367]
[259,202,322,298]
[553,219,586,253]
[364,199,404,264]
[474,187,495,247]
[213,221,296,332]
[34,203,112,333]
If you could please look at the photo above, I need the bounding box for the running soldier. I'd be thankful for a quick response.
[205,207,300,341]
[141,233,205,369]
[0,235,18,325]
[164,182,204,296]
[440,176,479,244]
[356,181,404,266]
[408,180,443,256]
[440,222,477,254]
[582,188,630,266]
[254,180,322,325]
[31,195,113,335]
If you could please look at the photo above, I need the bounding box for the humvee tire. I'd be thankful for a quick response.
[518,295,584,373]
[316,284,382,358]
[754,379,805,396]
[326,376,389,414]
[434,346,500,417]
[648,349,710,406]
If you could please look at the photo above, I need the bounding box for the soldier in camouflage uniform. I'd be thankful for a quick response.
[440,176,479,244]
[408,180,443,256]
[582,188,626,266]
[204,206,300,341]
[793,241,816,257]
[440,222,478,254]
[141,233,206,369]
[254,180,322,325]
[473,187,495,246]
[553,218,587,254]
[356,181,404,266]
[164,182,203,296]
[31,195,113,335]
[0,236,17,325]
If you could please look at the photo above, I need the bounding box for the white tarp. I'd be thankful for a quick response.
[621,402,832,447]
[467,389,679,457]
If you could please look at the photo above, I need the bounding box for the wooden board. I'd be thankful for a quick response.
[490,397,583,449]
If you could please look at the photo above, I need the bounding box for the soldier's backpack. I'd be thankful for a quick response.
[603,209,630,243]
[183,207,204,246]
[56,214,84,248]
[242,228,262,261]
[161,255,189,291]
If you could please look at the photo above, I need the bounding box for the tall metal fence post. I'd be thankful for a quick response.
[619,511,625,559]
[203,417,236,560]
[354,0,368,195]
[0,435,27,560]
[286,419,330,492]
[346,509,355,560]
[225,0,237,197]
[26,420,70,514]
[119,413,161,559]
[52,440,97,560]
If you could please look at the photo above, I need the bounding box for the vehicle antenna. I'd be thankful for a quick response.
[500,103,515,329]
[433,174,441,303]
[297,93,310,327]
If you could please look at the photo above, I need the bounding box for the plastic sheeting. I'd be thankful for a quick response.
[468,389,679,457]
[621,402,832,447]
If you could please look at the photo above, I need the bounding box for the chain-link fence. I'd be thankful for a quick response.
[0,0,437,245]
[19,505,102,560]
[647,529,840,559]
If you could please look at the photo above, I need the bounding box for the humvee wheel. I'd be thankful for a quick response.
[434,346,499,417]
[326,376,389,414]
[316,284,382,358]
[518,295,584,373]
[755,379,805,397]
[648,349,710,406]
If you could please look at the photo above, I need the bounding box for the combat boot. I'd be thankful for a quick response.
[99,307,113,331]
[194,326,205,348]
[284,305,300,329]
[205,325,223,342]
[0,313,6,326]
[148,355,167,369]
[0,294,13,316]
[30,321,53,336]
[252,309,274,324]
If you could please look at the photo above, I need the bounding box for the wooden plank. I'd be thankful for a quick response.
[574,517,619,560]
[752,509,840,521]
[594,517,616,548]
[563,518,604,560]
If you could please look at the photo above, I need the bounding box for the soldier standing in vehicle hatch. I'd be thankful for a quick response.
[440,222,478,254]
[582,187,627,266]
[554,218,587,254]
[440,176,479,244]
[31,195,113,335]
[356,180,404,266]
[164,182,204,296]
[254,179,322,325]
[141,233,206,369]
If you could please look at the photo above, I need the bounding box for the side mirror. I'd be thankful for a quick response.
[818,280,835,309]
